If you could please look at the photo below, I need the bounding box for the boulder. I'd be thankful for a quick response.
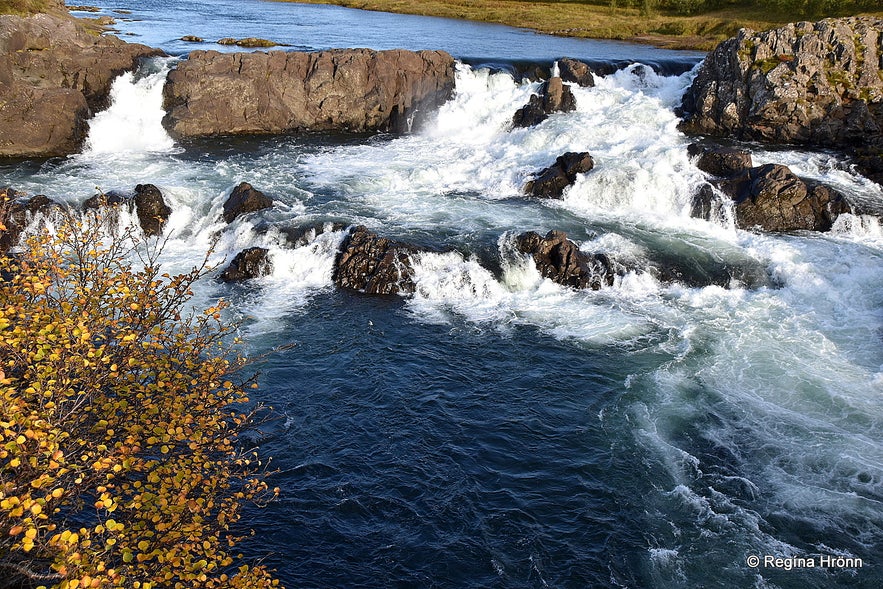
[222,182,273,224]
[220,247,272,282]
[82,185,172,237]
[333,225,419,295]
[512,76,577,128]
[687,143,753,177]
[181,35,203,42]
[0,12,163,157]
[719,163,851,232]
[162,49,455,137]
[133,184,172,237]
[0,190,64,253]
[524,152,595,199]
[217,37,277,48]
[277,222,348,247]
[558,58,595,87]
[679,17,883,150]
[515,230,614,290]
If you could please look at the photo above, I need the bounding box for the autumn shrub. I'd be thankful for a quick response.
[0,209,281,588]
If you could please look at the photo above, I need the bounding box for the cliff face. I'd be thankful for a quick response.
[0,12,162,157]
[679,17,883,148]
[161,48,456,137]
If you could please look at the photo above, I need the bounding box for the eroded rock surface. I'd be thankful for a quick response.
[515,230,614,290]
[162,49,455,137]
[512,77,577,128]
[333,226,420,295]
[524,152,595,199]
[220,247,272,282]
[0,11,162,157]
[222,182,273,224]
[82,184,172,237]
[0,190,64,253]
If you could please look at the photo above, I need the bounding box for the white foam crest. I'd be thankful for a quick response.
[83,58,177,156]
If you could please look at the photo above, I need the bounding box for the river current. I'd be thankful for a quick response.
[3,1,883,587]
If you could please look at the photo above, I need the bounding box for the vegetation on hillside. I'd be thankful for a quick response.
[0,1,57,16]
[283,0,883,49]
[0,206,281,588]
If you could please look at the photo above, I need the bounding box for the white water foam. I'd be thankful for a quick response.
[83,58,178,156]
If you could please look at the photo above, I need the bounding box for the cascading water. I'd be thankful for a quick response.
[3,37,882,588]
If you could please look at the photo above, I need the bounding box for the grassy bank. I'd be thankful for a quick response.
[276,1,883,50]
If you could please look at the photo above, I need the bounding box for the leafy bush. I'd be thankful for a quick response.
[0,208,281,588]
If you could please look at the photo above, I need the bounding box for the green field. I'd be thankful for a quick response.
[276,0,883,49]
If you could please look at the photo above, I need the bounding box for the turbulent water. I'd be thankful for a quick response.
[3,2,883,587]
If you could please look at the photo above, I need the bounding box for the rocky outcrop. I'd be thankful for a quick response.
[515,230,614,290]
[220,247,272,282]
[679,17,883,152]
[687,143,753,178]
[558,58,595,87]
[512,77,577,128]
[0,190,64,253]
[0,12,162,157]
[162,49,455,138]
[82,184,172,237]
[217,37,278,48]
[721,164,851,232]
[333,225,420,295]
[222,182,273,224]
[524,152,594,198]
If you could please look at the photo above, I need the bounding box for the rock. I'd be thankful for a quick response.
[181,35,203,42]
[133,184,172,237]
[162,49,455,137]
[558,57,595,87]
[512,76,577,128]
[687,143,753,177]
[515,230,614,290]
[222,182,273,224]
[82,185,172,237]
[679,17,883,150]
[1,191,64,253]
[689,183,720,221]
[719,163,851,231]
[218,37,277,48]
[524,152,595,199]
[0,12,163,157]
[277,222,348,247]
[333,225,419,295]
[220,247,272,282]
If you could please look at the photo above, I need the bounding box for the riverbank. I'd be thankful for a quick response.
[276,0,883,50]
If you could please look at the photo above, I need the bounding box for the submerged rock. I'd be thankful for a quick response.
[220,247,272,282]
[0,12,163,157]
[515,230,614,290]
[217,37,277,48]
[524,152,595,199]
[679,17,883,150]
[333,226,420,295]
[512,76,577,128]
[163,48,455,137]
[222,182,273,224]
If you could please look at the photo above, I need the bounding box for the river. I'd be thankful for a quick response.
[2,1,882,587]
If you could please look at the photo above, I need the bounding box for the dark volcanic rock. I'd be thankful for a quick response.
[719,164,851,231]
[515,230,614,290]
[679,17,883,151]
[162,49,455,137]
[333,226,419,295]
[689,183,721,222]
[0,12,163,157]
[133,184,172,237]
[83,185,172,237]
[512,76,577,128]
[222,182,273,224]
[0,190,64,253]
[688,143,753,178]
[220,247,272,282]
[558,58,595,87]
[277,222,348,247]
[524,152,595,199]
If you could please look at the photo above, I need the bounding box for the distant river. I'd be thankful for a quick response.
[4,2,881,587]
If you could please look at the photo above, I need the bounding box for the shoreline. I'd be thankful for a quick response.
[274,0,883,51]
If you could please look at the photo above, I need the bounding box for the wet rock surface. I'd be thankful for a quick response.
[558,57,595,87]
[82,184,172,237]
[524,152,595,199]
[333,225,421,295]
[222,182,273,224]
[512,76,577,128]
[0,190,64,253]
[220,247,272,282]
[515,230,614,290]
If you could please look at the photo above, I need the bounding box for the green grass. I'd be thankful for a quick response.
[0,1,56,16]
[275,0,883,50]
